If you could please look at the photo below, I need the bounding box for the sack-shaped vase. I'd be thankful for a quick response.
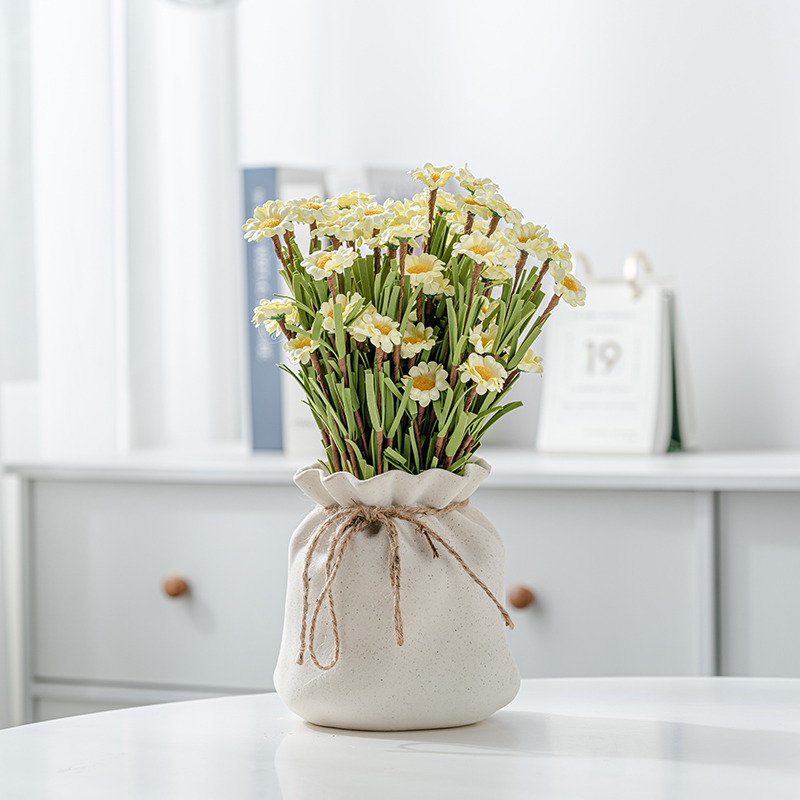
[273,457,520,731]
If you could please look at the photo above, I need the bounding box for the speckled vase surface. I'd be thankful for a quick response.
[273,458,520,731]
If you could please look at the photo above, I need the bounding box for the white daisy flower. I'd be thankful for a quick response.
[354,200,394,239]
[336,191,376,210]
[316,211,361,242]
[477,296,500,322]
[421,273,456,298]
[547,242,574,282]
[553,273,587,307]
[458,353,507,395]
[286,197,337,225]
[400,322,436,359]
[447,210,492,237]
[403,361,449,407]
[506,223,553,260]
[404,254,446,287]
[302,248,357,281]
[434,190,459,216]
[468,322,499,355]
[349,312,402,353]
[283,334,320,365]
[474,186,514,220]
[381,215,429,247]
[453,231,502,266]
[453,192,492,220]
[242,201,294,241]
[518,349,543,374]
[319,293,364,333]
[456,164,498,195]
[408,163,455,189]
[252,298,297,334]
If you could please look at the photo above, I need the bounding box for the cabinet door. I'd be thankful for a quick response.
[32,480,311,690]
[719,492,800,677]
[474,488,703,677]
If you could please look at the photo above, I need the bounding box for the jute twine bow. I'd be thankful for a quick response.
[296,499,515,671]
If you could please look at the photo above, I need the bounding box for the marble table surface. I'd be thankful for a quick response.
[1,678,799,799]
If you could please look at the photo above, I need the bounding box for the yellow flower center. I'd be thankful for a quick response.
[480,335,493,348]
[316,253,333,268]
[375,322,393,335]
[407,263,432,274]
[470,244,492,257]
[258,216,282,229]
[296,336,313,348]
[463,196,481,207]
[475,365,493,381]
[430,171,441,182]
[404,336,424,345]
[365,208,382,216]
[301,202,321,210]
[413,376,436,391]
[563,276,578,291]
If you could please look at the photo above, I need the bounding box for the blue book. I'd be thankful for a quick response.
[243,167,328,452]
[243,167,283,451]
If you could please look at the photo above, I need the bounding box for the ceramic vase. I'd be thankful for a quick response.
[273,457,520,731]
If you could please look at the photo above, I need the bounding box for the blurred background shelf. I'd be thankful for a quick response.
[4,449,800,724]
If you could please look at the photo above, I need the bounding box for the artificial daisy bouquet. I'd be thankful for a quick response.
[245,163,585,478]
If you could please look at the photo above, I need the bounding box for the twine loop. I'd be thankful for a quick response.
[296,499,514,671]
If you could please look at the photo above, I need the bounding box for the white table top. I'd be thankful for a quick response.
[1,678,799,799]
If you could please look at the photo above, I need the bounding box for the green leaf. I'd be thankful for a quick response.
[386,377,414,439]
[445,409,474,458]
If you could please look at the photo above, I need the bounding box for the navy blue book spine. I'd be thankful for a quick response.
[243,167,283,450]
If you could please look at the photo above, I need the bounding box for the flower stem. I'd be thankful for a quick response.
[271,235,287,269]
[464,212,475,236]
[534,294,561,328]
[487,215,499,236]
[425,188,438,253]
[530,259,550,299]
[511,251,528,293]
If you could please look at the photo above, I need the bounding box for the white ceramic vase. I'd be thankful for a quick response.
[273,457,520,731]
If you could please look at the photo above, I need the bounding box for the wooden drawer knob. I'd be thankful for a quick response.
[508,585,535,609]
[163,575,189,598]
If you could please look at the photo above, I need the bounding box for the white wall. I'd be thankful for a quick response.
[236,0,800,451]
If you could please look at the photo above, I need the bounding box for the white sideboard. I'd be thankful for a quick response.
[5,449,800,724]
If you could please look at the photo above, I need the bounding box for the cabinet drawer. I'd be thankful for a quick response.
[474,488,702,677]
[32,480,312,690]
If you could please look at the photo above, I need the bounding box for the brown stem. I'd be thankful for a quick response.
[271,235,287,269]
[465,258,481,321]
[413,415,423,457]
[321,428,342,473]
[465,386,478,413]
[345,440,361,478]
[393,343,401,382]
[354,408,369,457]
[310,221,318,250]
[416,291,423,322]
[486,216,499,237]
[278,319,294,340]
[425,188,438,253]
[449,363,459,389]
[503,368,520,392]
[434,435,446,463]
[407,354,417,370]
[331,236,341,251]
[327,274,337,299]
[534,294,561,328]
[376,430,384,474]
[464,212,475,236]
[512,251,528,294]
[452,434,474,467]
[530,259,551,299]
[346,240,355,250]
[425,297,433,324]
